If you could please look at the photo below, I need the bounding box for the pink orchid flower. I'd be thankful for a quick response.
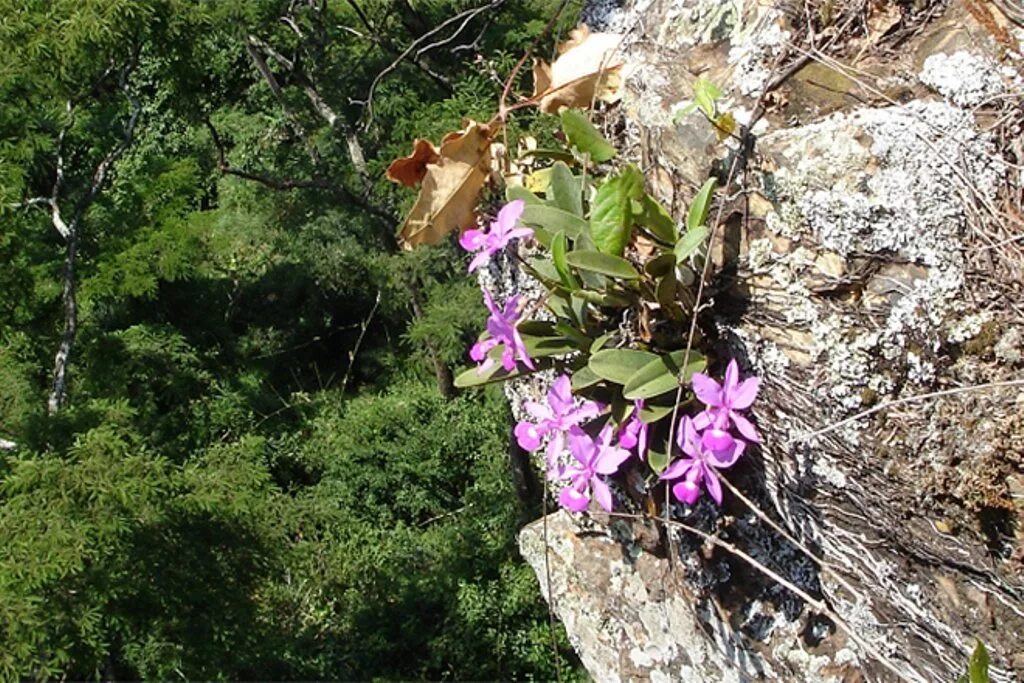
[514,375,604,477]
[691,359,761,443]
[460,199,534,272]
[469,289,535,374]
[660,416,745,506]
[617,399,649,461]
[558,425,632,513]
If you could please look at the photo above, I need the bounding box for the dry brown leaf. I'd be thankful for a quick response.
[866,0,901,42]
[532,25,624,114]
[386,138,440,187]
[398,120,492,250]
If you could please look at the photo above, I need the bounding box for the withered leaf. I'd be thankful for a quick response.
[398,120,492,250]
[533,25,625,114]
[386,138,440,187]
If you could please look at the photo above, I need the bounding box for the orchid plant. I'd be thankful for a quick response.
[453,108,761,516]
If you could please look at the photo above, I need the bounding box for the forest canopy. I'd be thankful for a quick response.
[0,0,585,678]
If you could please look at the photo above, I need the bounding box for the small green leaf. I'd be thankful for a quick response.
[646,445,670,474]
[518,148,576,163]
[565,251,640,279]
[548,162,583,216]
[693,77,723,118]
[521,204,588,240]
[686,177,717,231]
[590,333,613,354]
[590,164,644,256]
[573,230,606,290]
[527,256,561,284]
[454,360,534,388]
[644,252,676,277]
[622,350,707,400]
[560,108,617,162]
[570,365,602,390]
[639,402,675,423]
[639,194,678,243]
[551,231,578,289]
[589,348,659,385]
[574,289,631,307]
[674,225,709,264]
[655,271,677,310]
[968,640,989,683]
[507,185,543,205]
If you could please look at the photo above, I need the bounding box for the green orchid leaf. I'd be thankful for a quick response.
[551,231,578,290]
[570,365,602,391]
[589,348,659,385]
[517,148,576,164]
[968,640,989,683]
[686,177,717,231]
[565,251,640,279]
[548,161,583,216]
[644,252,676,277]
[521,204,588,240]
[590,164,644,256]
[639,194,678,243]
[506,185,543,205]
[622,350,707,400]
[560,108,616,163]
[674,225,709,264]
[573,289,632,307]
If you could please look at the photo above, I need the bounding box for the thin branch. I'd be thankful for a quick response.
[362,0,503,127]
[340,289,381,393]
[795,379,1024,443]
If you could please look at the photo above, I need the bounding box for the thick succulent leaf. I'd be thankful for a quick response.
[521,204,587,240]
[573,288,632,307]
[560,108,616,162]
[590,164,644,256]
[506,185,543,205]
[674,225,709,264]
[639,193,677,243]
[551,231,578,289]
[548,161,583,215]
[565,250,640,279]
[644,252,676,277]
[622,350,707,400]
[570,365,602,390]
[686,177,717,231]
[589,348,659,385]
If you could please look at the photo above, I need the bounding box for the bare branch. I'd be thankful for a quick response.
[0,438,16,452]
[362,0,503,127]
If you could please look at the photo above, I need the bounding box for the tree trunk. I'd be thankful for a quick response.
[48,233,77,415]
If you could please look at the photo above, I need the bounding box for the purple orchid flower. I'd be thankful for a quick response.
[617,399,649,461]
[514,375,604,477]
[469,289,535,374]
[460,199,534,272]
[691,359,761,444]
[660,416,745,506]
[558,425,632,513]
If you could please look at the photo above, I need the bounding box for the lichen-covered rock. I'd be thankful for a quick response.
[517,0,1024,681]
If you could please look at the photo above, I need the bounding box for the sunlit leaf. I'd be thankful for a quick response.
[589,348,659,385]
[590,164,643,256]
[560,108,616,162]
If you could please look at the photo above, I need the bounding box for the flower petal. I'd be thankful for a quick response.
[524,401,552,421]
[730,377,760,410]
[590,476,613,512]
[559,486,590,512]
[660,457,695,481]
[467,250,493,273]
[566,427,594,466]
[723,359,739,395]
[514,422,543,451]
[700,428,736,455]
[731,411,761,443]
[594,445,630,475]
[494,199,525,234]
[549,375,574,414]
[692,410,713,431]
[707,437,745,469]
[702,466,723,505]
[505,227,535,242]
[691,372,723,407]
[672,479,701,505]
[459,229,486,252]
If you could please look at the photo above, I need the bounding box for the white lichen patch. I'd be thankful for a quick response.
[919,50,1022,108]
[727,8,790,95]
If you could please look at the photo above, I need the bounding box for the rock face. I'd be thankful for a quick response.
[518,1,1024,681]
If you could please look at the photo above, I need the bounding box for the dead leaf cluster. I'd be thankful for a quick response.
[387,25,625,250]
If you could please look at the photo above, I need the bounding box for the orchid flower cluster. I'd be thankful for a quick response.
[459,194,761,515]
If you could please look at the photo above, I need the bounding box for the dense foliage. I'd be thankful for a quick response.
[0,0,585,678]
